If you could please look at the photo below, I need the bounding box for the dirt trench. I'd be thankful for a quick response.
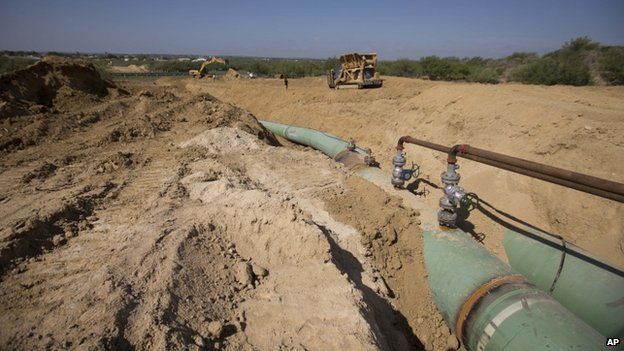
[196,76,624,267]
[1,63,454,351]
[325,176,450,350]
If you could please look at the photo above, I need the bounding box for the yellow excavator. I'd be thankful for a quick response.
[189,57,227,78]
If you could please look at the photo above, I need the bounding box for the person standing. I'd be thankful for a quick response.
[284,76,288,90]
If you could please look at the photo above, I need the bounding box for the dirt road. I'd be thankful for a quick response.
[195,76,624,266]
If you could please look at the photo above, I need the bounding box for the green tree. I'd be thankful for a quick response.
[599,47,624,85]
[563,36,600,53]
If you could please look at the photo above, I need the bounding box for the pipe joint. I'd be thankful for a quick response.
[396,136,407,151]
[361,147,376,166]
[347,138,356,151]
[448,144,470,164]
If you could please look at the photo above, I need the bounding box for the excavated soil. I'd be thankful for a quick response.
[107,65,150,74]
[6,61,621,350]
[196,76,624,267]
[0,61,453,350]
[223,69,240,80]
[0,56,119,118]
[326,176,450,350]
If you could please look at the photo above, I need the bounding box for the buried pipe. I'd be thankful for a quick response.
[503,228,624,339]
[260,120,376,167]
[396,136,624,203]
[260,120,605,350]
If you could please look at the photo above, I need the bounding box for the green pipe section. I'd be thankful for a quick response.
[424,229,515,325]
[260,120,605,350]
[504,229,624,339]
[425,229,604,350]
[357,166,606,348]
[260,120,369,158]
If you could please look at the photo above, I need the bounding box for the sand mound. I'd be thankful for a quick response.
[107,64,150,74]
[0,56,116,118]
[0,77,443,350]
[223,68,240,80]
[0,77,276,154]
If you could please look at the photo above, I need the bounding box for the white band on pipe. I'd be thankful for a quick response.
[476,297,542,351]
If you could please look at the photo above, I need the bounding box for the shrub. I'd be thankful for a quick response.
[420,56,470,81]
[224,57,329,78]
[323,57,339,71]
[505,52,538,64]
[562,36,600,53]
[557,58,592,85]
[467,67,501,84]
[378,59,422,77]
[508,56,591,86]
[148,60,198,72]
[600,47,624,85]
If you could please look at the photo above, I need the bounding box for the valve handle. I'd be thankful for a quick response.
[411,162,420,179]
[460,192,479,212]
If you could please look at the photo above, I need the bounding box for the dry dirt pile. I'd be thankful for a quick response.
[1,64,451,350]
[223,68,239,80]
[197,76,624,266]
[107,65,150,74]
[0,56,117,118]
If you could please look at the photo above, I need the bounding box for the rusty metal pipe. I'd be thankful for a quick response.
[397,136,449,154]
[396,137,624,203]
[459,153,624,202]
[456,145,624,197]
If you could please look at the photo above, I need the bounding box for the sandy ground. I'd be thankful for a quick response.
[107,65,149,74]
[195,76,624,267]
[0,61,457,350]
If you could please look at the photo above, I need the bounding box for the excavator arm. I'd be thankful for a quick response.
[189,57,227,78]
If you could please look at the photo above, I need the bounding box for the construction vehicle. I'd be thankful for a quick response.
[189,57,227,78]
[327,53,383,89]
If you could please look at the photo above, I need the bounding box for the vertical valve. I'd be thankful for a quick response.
[438,163,466,227]
[391,150,418,188]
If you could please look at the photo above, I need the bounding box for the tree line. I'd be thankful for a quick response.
[2,37,623,85]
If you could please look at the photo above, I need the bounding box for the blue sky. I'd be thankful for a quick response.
[1,0,622,59]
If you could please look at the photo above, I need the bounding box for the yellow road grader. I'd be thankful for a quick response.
[327,53,383,89]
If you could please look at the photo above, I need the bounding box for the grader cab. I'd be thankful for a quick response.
[327,53,383,89]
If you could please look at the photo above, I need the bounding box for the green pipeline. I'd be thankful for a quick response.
[425,228,603,350]
[260,120,605,350]
[260,120,369,159]
[504,228,624,339]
